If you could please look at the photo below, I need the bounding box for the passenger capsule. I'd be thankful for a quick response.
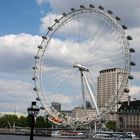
[80,5,85,9]
[108,10,113,14]
[48,27,53,31]
[62,13,66,16]
[33,87,37,91]
[129,48,135,53]
[127,35,133,40]
[130,61,136,66]
[128,75,134,80]
[54,19,58,23]
[34,56,39,59]
[32,66,37,70]
[98,6,104,10]
[124,88,130,93]
[38,45,43,49]
[32,77,37,80]
[36,97,40,101]
[71,8,75,11]
[122,25,127,30]
[115,16,121,21]
[89,4,95,8]
[42,36,47,39]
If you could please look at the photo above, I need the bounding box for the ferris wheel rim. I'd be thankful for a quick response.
[33,4,132,125]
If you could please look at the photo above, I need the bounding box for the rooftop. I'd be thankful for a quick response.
[118,100,140,113]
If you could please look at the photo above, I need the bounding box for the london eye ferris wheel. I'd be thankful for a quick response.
[32,4,135,126]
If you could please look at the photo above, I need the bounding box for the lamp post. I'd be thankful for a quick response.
[27,101,40,140]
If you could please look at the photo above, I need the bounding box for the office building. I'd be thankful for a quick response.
[97,68,128,120]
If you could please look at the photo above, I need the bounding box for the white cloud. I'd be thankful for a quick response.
[0,80,35,113]
[40,13,61,33]
[132,72,140,80]
[0,33,41,73]
[130,86,140,99]
[0,33,42,112]
[0,33,41,54]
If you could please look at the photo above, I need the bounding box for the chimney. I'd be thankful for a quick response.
[128,96,131,106]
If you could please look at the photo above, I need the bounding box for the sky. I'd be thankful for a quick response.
[0,0,140,114]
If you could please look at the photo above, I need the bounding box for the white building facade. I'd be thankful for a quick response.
[97,68,128,121]
[72,107,97,122]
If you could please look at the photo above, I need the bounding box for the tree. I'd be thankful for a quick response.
[106,121,116,131]
[0,115,18,128]
[0,114,52,128]
[16,116,27,127]
[35,116,46,128]
[35,116,52,128]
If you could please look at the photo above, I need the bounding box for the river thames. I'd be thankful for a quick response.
[0,135,90,140]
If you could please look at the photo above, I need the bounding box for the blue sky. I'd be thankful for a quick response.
[0,0,51,35]
[0,0,140,114]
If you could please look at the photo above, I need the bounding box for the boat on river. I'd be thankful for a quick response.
[93,131,139,140]
[51,130,87,139]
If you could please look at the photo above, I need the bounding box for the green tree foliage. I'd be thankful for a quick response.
[106,121,116,131]
[16,116,27,127]
[35,116,46,128]
[0,115,18,128]
[0,114,52,128]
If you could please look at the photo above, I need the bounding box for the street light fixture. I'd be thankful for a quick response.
[27,101,40,140]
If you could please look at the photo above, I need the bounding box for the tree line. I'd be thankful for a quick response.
[0,114,116,130]
[0,114,52,128]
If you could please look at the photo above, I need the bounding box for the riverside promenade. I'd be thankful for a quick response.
[0,128,52,136]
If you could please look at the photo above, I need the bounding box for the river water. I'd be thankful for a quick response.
[0,135,90,140]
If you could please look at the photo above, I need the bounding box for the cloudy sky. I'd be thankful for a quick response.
[0,0,140,114]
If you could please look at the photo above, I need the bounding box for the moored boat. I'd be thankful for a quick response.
[51,130,87,139]
[93,131,139,140]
